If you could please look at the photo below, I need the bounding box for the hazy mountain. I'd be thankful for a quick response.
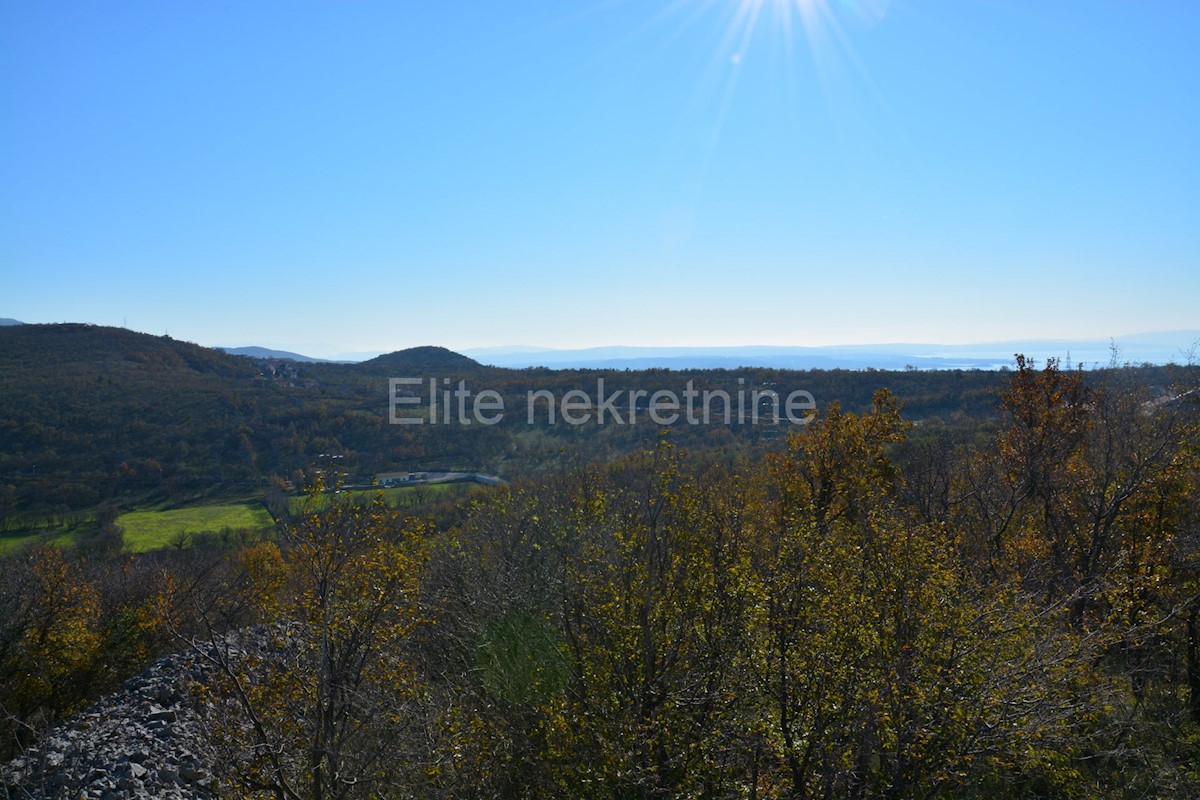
[219,346,336,363]
[459,345,554,357]
[0,318,24,326]
[463,331,1200,371]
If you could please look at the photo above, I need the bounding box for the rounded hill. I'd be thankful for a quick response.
[351,346,483,375]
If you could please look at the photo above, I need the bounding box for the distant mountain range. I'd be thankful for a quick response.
[459,332,1200,371]
[7,315,1196,370]
[217,346,340,363]
[217,331,1199,371]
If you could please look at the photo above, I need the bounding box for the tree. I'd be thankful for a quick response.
[756,390,1104,798]
[169,488,428,799]
[0,546,103,759]
[552,442,763,799]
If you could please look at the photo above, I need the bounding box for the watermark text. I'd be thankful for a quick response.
[389,377,815,426]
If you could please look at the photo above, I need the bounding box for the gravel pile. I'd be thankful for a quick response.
[1,647,222,799]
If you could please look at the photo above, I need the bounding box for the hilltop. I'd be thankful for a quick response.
[350,345,484,375]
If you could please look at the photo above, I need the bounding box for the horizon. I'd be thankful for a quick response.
[4,317,1196,369]
[2,1,1198,350]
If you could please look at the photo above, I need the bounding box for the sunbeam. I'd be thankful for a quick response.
[649,0,892,200]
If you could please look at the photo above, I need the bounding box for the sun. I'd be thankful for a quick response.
[689,0,889,86]
[624,0,892,201]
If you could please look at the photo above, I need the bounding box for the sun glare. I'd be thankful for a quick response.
[719,0,891,65]
[664,0,889,176]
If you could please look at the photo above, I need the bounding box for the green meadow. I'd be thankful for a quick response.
[0,525,76,555]
[116,503,275,552]
[0,484,482,555]
[287,482,475,514]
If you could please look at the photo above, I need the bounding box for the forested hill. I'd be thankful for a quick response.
[0,322,259,376]
[0,324,487,375]
[1,323,1192,526]
[349,345,486,375]
[0,325,492,522]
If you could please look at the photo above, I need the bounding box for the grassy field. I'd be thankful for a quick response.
[116,503,275,552]
[1,483,483,556]
[288,482,476,514]
[0,525,76,555]
[0,500,275,555]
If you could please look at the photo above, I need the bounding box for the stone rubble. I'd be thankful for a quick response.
[0,647,222,799]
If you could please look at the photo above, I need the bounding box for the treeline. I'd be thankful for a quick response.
[2,324,1191,531]
[7,357,1195,796]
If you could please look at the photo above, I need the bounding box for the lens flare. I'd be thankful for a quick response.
[696,0,890,141]
[630,0,893,230]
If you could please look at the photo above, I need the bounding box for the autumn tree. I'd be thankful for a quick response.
[550,441,763,799]
[167,488,428,799]
[0,546,103,758]
[755,389,1110,798]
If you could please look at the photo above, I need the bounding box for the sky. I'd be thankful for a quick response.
[1,0,1197,357]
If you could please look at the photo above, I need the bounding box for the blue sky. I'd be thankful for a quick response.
[2,0,1197,356]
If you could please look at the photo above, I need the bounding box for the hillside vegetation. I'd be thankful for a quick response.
[1,354,1198,798]
[5,323,1189,540]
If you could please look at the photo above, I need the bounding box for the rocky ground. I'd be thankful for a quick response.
[1,647,222,799]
